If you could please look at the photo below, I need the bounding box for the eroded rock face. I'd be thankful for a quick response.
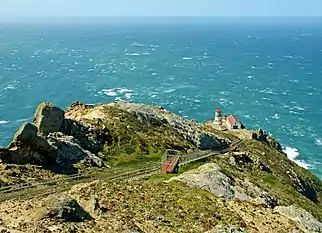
[33,102,65,136]
[60,118,110,154]
[0,102,104,169]
[274,205,322,233]
[47,132,103,168]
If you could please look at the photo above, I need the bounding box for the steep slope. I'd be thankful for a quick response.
[0,101,321,232]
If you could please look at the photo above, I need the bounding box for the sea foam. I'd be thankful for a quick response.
[283,147,311,169]
[315,139,322,146]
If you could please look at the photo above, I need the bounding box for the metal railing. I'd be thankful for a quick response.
[179,139,243,166]
[0,139,244,202]
[0,162,160,202]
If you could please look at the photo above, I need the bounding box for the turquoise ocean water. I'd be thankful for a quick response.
[0,18,321,178]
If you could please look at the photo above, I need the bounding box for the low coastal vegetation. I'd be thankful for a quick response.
[0,101,321,232]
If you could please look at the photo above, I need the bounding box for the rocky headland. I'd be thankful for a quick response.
[0,101,321,233]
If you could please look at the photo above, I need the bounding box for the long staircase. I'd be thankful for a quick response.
[0,139,244,202]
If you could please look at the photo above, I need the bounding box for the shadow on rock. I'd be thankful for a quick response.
[38,193,93,222]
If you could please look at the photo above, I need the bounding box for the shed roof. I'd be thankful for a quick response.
[227,115,241,125]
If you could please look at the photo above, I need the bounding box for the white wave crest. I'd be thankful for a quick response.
[132,42,144,47]
[118,88,133,94]
[125,53,140,56]
[182,57,192,60]
[4,84,16,90]
[0,120,9,125]
[124,93,133,99]
[102,89,118,96]
[315,139,322,146]
[283,147,311,169]
[101,88,134,100]
[271,114,281,119]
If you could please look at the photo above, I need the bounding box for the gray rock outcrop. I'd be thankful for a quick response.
[167,163,276,207]
[33,102,65,136]
[274,205,322,233]
[47,132,103,168]
[167,163,235,200]
[0,102,104,169]
[60,118,109,154]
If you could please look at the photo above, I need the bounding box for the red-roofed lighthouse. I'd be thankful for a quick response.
[213,108,223,125]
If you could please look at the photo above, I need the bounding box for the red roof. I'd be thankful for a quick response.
[216,108,222,113]
[227,115,240,125]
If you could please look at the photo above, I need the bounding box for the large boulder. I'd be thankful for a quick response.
[41,194,91,222]
[33,102,65,136]
[13,122,38,144]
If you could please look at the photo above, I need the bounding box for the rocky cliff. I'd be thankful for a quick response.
[0,101,321,233]
[0,101,226,171]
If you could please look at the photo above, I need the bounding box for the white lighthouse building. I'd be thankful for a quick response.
[213,108,222,125]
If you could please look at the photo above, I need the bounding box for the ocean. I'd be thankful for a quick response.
[0,17,321,178]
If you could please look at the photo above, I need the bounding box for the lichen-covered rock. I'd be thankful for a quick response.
[274,205,322,233]
[33,102,65,136]
[168,163,276,207]
[13,122,38,144]
[42,194,91,222]
[167,163,235,200]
